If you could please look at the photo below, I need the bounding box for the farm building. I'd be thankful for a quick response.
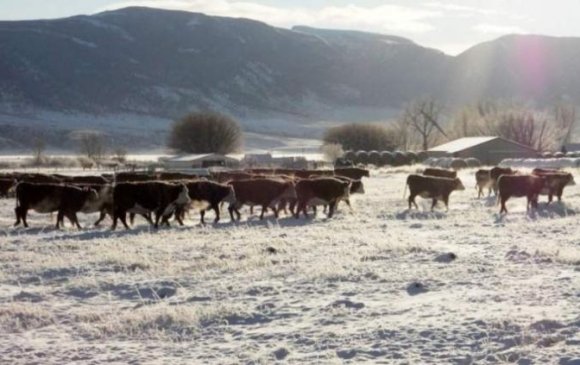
[427,136,538,165]
[160,153,241,170]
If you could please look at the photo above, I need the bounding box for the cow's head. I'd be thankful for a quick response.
[82,187,99,202]
[342,181,351,198]
[350,180,365,194]
[176,184,192,205]
[223,185,236,204]
[454,178,466,191]
[566,173,576,186]
[281,182,297,199]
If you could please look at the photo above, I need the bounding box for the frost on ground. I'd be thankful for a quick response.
[0,168,579,364]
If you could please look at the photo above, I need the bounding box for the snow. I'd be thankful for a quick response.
[0,167,578,363]
[71,37,98,48]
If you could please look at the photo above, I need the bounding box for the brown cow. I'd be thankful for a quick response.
[423,168,457,179]
[14,183,99,229]
[171,181,236,225]
[531,169,575,203]
[294,177,351,218]
[406,174,465,211]
[112,182,191,230]
[334,167,370,180]
[475,169,492,198]
[498,175,546,214]
[490,167,516,195]
[331,176,364,210]
[227,179,297,221]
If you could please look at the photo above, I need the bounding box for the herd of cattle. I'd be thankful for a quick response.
[0,168,368,230]
[0,165,575,230]
[409,167,575,213]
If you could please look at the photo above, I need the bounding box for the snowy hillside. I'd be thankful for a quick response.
[0,167,578,363]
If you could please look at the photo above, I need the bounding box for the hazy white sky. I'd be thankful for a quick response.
[1,0,578,55]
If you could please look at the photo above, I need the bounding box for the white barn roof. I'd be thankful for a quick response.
[428,137,497,153]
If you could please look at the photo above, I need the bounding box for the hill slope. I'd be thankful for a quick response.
[1,7,580,151]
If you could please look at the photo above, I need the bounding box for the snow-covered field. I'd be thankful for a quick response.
[0,168,579,364]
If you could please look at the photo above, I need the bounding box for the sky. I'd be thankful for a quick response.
[1,0,579,55]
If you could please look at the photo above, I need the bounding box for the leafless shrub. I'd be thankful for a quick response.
[71,130,107,161]
[323,123,399,151]
[320,143,344,162]
[168,112,243,154]
[398,98,447,150]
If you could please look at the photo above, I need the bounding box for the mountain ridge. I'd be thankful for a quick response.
[1,6,579,151]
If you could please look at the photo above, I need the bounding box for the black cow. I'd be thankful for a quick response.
[112,182,191,230]
[170,181,236,225]
[14,183,99,229]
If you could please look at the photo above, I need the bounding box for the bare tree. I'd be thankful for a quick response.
[113,147,128,163]
[31,137,46,166]
[168,112,243,154]
[71,130,107,161]
[399,99,446,150]
[553,103,577,150]
[448,100,565,151]
[320,143,344,162]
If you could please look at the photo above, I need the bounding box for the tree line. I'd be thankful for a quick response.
[323,99,578,153]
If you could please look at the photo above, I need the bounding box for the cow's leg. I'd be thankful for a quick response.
[328,201,337,218]
[289,199,297,215]
[228,204,236,221]
[295,201,305,218]
[431,198,437,212]
[487,187,492,197]
[477,187,482,198]
[56,210,64,229]
[408,194,418,210]
[548,193,553,204]
[260,205,266,220]
[443,195,449,211]
[500,196,508,214]
[94,210,107,226]
[119,212,130,230]
[344,199,353,211]
[14,206,23,227]
[129,213,136,225]
[68,212,82,229]
[211,203,220,223]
